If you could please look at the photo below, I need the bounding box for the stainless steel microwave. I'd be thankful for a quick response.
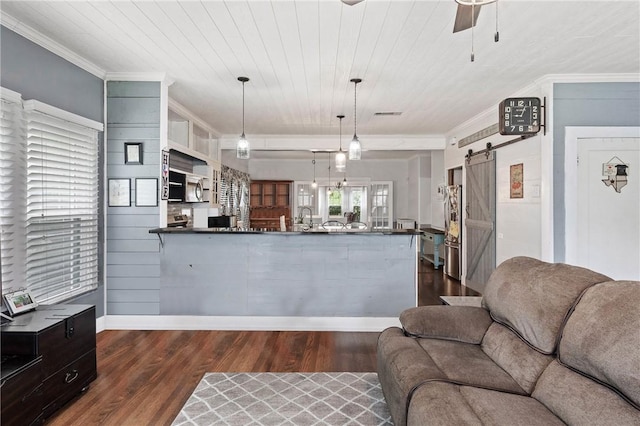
[185,174,204,202]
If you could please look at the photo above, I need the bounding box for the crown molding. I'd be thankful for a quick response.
[537,73,640,85]
[105,72,175,86]
[1,11,106,79]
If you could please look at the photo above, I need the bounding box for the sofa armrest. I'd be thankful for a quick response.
[400,306,493,344]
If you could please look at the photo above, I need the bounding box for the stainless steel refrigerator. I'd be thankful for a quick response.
[444,185,462,280]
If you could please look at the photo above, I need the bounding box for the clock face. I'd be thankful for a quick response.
[499,97,541,135]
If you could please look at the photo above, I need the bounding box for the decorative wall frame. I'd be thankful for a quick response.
[108,178,131,207]
[124,142,143,165]
[135,178,158,207]
[510,163,524,199]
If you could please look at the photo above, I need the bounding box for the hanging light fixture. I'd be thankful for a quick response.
[349,78,362,160]
[311,151,318,189]
[335,115,346,172]
[236,76,250,159]
[327,152,332,194]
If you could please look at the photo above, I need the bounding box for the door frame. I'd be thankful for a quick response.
[564,126,640,265]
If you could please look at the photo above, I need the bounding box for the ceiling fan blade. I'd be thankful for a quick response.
[341,0,365,5]
[453,4,482,33]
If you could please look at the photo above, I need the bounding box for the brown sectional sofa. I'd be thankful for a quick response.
[377,256,640,425]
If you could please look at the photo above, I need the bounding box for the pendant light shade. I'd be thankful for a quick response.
[335,115,346,172]
[349,78,362,160]
[237,77,250,159]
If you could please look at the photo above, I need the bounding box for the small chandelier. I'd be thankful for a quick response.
[335,115,346,172]
[311,151,318,189]
[349,78,362,160]
[236,76,250,159]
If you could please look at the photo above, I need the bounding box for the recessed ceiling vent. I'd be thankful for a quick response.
[374,112,402,116]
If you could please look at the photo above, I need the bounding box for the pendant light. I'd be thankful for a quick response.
[236,76,250,159]
[311,151,318,189]
[327,152,332,194]
[349,78,362,160]
[335,115,346,172]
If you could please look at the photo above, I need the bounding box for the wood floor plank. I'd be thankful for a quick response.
[44,265,475,425]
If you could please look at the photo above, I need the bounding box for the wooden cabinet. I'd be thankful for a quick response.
[1,304,97,424]
[250,180,292,230]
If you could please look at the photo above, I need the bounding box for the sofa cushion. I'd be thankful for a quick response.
[533,360,640,425]
[481,322,554,393]
[557,280,640,409]
[408,382,564,426]
[400,305,492,344]
[417,338,525,394]
[482,256,610,354]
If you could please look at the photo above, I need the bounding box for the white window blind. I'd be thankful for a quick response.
[23,100,102,304]
[0,89,27,289]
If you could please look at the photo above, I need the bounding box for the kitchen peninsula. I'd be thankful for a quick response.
[148,228,418,329]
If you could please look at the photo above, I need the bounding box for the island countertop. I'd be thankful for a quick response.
[149,227,422,235]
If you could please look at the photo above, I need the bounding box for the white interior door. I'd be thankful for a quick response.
[577,138,639,280]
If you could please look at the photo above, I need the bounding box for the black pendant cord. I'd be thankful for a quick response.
[471,3,475,62]
[353,82,358,137]
[242,81,245,135]
[495,0,500,42]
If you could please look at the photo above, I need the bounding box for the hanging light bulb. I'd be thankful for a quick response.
[311,152,318,188]
[335,115,346,172]
[349,78,362,160]
[237,77,250,159]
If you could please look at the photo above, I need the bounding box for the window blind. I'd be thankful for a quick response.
[23,101,101,304]
[0,89,27,289]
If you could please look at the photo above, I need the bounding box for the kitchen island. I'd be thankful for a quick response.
[141,228,419,331]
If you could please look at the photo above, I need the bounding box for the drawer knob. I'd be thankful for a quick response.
[65,370,79,384]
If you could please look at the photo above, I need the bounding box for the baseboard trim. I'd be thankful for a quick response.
[96,316,106,333]
[104,315,400,332]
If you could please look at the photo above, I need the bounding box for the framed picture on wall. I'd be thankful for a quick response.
[124,142,143,165]
[510,163,524,199]
[108,178,131,206]
[135,178,158,207]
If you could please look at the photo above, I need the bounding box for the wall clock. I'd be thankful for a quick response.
[498,97,541,135]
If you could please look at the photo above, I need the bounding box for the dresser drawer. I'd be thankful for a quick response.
[1,357,44,426]
[42,349,97,418]
[38,307,96,376]
[422,233,435,242]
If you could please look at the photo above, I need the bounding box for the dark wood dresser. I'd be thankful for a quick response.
[1,304,96,425]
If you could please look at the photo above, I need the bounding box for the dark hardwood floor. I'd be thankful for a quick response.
[45,262,477,426]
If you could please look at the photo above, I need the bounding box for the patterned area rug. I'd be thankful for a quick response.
[172,372,392,426]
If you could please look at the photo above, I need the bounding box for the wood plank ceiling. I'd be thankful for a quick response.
[1,1,639,139]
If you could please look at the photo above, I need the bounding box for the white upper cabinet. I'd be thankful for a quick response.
[167,99,220,163]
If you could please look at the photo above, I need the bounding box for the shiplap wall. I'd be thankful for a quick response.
[106,81,162,315]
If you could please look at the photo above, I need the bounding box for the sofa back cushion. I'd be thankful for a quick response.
[482,257,610,354]
[557,280,640,408]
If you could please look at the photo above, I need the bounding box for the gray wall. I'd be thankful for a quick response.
[553,82,640,261]
[159,233,416,317]
[0,26,106,316]
[106,81,162,315]
[0,26,103,122]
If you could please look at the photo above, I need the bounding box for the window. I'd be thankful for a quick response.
[1,91,102,304]
[328,190,342,217]
[370,182,393,229]
[0,89,27,289]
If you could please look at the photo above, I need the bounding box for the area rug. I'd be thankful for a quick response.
[172,372,393,425]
